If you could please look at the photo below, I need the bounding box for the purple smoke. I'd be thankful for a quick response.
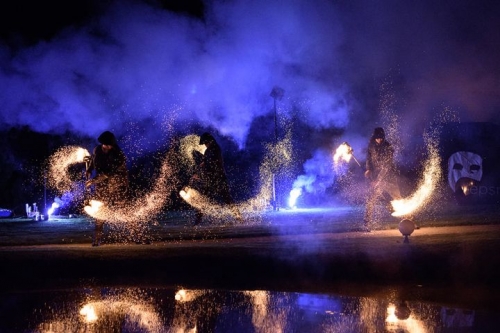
[1,0,499,208]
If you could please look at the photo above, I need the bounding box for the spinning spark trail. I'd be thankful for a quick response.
[46,146,90,193]
[47,145,177,229]
[390,130,442,217]
[38,288,164,332]
[180,131,293,219]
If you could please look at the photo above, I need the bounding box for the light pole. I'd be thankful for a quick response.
[270,86,284,211]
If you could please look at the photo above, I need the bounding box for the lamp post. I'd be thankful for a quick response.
[270,86,284,211]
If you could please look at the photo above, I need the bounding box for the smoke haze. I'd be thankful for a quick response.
[1,0,500,209]
[2,0,498,148]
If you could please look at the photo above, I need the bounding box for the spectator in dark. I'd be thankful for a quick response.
[363,127,401,230]
[189,132,241,225]
[85,131,129,246]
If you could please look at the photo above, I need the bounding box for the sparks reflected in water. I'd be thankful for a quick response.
[25,287,480,332]
[386,303,427,332]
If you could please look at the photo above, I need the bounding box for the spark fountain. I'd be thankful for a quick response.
[46,143,178,241]
[180,131,293,220]
[390,132,442,218]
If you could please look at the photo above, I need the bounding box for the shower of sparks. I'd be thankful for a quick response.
[245,290,287,332]
[46,143,178,242]
[78,296,163,332]
[243,290,272,331]
[179,131,293,219]
[385,303,426,331]
[378,73,403,157]
[37,289,164,333]
[391,130,442,217]
[46,146,90,193]
[179,186,242,220]
[179,134,206,168]
[78,300,162,329]
[83,149,177,224]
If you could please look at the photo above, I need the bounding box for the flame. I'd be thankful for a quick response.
[79,304,98,323]
[333,143,353,164]
[84,200,104,215]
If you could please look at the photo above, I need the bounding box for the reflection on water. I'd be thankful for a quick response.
[0,287,496,332]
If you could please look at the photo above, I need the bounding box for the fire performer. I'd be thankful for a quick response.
[85,131,129,246]
[189,132,241,225]
[363,127,401,230]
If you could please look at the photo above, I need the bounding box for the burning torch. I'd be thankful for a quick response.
[334,142,361,167]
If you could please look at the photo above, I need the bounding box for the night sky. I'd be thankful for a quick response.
[1,0,500,210]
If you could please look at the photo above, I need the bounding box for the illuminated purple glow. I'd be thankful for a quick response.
[2,1,498,150]
[2,0,500,213]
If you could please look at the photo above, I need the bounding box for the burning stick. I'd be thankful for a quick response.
[333,142,361,167]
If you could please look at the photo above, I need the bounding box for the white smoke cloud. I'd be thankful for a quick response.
[0,0,353,150]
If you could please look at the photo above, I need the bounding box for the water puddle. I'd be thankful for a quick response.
[1,286,498,332]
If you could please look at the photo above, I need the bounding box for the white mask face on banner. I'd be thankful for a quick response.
[448,151,483,195]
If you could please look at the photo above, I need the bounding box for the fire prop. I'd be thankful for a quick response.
[333,142,361,167]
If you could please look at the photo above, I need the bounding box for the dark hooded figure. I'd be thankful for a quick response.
[189,132,240,225]
[363,127,401,230]
[85,131,129,246]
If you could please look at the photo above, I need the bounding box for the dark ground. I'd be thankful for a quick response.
[1,203,500,312]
